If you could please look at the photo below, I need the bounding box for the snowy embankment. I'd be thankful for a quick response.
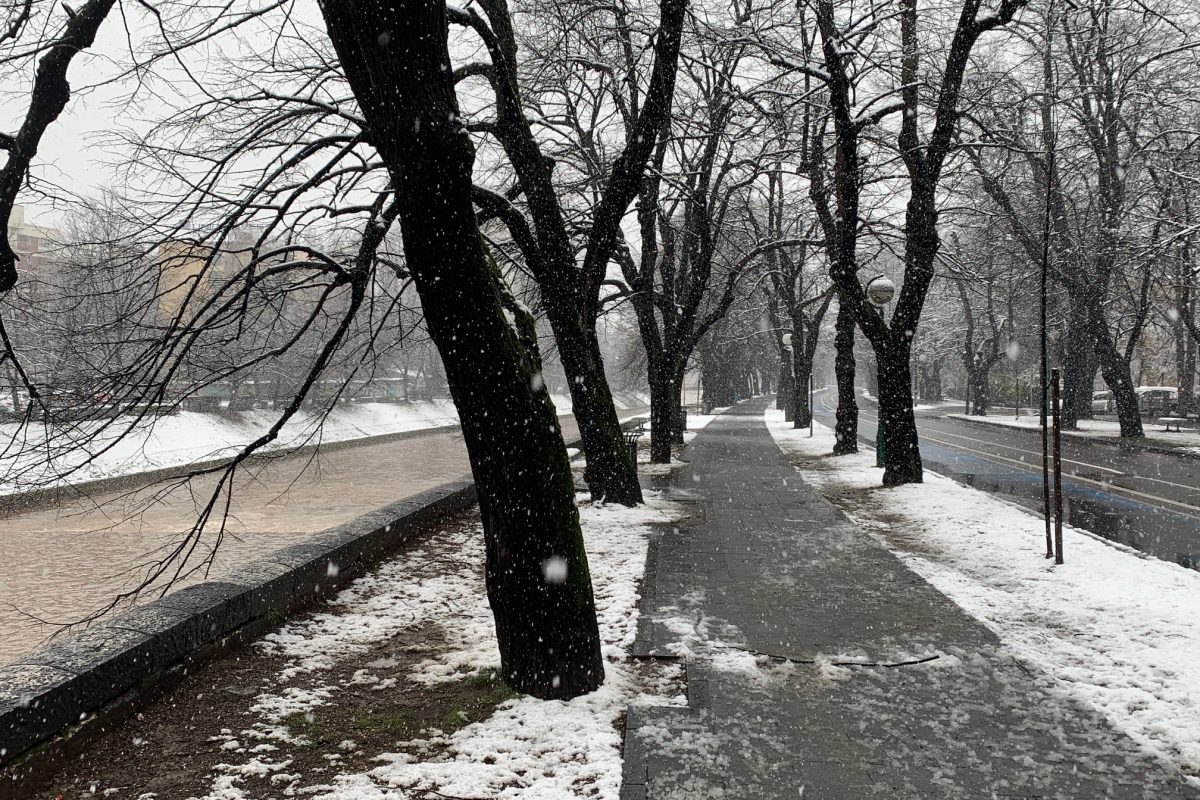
[766,408,1200,785]
[0,391,649,497]
[860,391,962,413]
[190,418,712,800]
[945,411,1200,456]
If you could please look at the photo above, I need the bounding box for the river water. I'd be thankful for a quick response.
[0,423,512,665]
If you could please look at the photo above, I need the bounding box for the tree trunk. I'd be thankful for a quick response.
[969,367,990,415]
[1060,300,1092,430]
[876,342,922,485]
[1087,298,1143,437]
[1076,358,1100,421]
[792,349,813,428]
[6,366,22,415]
[1185,330,1197,415]
[470,0,684,509]
[833,303,858,455]
[319,0,603,699]
[670,368,686,445]
[1179,271,1196,414]
[649,364,673,463]
[1096,336,1143,437]
[559,327,642,504]
[777,356,794,415]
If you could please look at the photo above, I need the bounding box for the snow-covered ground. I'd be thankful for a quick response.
[0,391,649,496]
[860,391,962,412]
[189,422,711,800]
[945,412,1200,456]
[766,408,1200,785]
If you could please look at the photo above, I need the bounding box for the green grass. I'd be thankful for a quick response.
[353,706,421,739]
[279,710,331,747]
[278,669,520,748]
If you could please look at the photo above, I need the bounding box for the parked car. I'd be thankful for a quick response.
[1136,386,1178,415]
[1091,390,1112,414]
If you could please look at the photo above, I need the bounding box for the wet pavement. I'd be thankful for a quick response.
[622,399,1199,799]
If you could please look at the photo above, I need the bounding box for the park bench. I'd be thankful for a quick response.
[1157,416,1196,432]
[624,421,646,463]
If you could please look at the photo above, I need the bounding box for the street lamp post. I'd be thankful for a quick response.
[917,354,927,404]
[866,275,896,469]
[781,332,794,422]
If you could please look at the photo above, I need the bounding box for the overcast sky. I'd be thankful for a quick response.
[9,0,336,227]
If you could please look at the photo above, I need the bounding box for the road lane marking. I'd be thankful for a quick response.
[916,426,1123,475]
[815,403,1200,517]
[855,407,1193,492]
[915,431,1200,518]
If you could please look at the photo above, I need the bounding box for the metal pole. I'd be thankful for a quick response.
[809,375,814,438]
[1040,0,1056,561]
[875,305,886,468]
[1052,368,1064,564]
[1015,378,1020,420]
[1040,145,1054,560]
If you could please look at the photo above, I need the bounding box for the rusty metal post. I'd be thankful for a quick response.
[1052,368,1064,565]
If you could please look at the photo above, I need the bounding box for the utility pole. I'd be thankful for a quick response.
[1039,0,1057,560]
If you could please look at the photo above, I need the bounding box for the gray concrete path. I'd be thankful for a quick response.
[623,399,1199,799]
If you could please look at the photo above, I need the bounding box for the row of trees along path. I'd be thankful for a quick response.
[1,0,1130,704]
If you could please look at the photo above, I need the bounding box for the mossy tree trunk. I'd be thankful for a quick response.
[319,0,603,698]
[876,339,923,485]
[832,302,859,454]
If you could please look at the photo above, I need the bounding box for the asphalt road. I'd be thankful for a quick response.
[814,391,1200,570]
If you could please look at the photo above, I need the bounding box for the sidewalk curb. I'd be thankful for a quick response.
[0,478,477,789]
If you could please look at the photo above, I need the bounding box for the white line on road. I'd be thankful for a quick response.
[847,407,1200,518]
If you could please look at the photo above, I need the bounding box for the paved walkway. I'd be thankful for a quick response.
[622,399,1200,799]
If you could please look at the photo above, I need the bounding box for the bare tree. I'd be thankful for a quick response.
[319,0,604,698]
[449,0,687,503]
[0,0,615,699]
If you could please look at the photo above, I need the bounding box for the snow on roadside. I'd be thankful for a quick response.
[944,411,1200,455]
[765,407,1200,784]
[195,491,689,800]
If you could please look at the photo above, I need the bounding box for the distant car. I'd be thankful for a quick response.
[1136,386,1178,415]
[1092,390,1112,414]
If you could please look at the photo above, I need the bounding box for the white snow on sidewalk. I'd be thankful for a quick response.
[765,407,1200,785]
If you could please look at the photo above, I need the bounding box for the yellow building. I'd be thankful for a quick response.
[156,232,254,321]
[5,205,59,281]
